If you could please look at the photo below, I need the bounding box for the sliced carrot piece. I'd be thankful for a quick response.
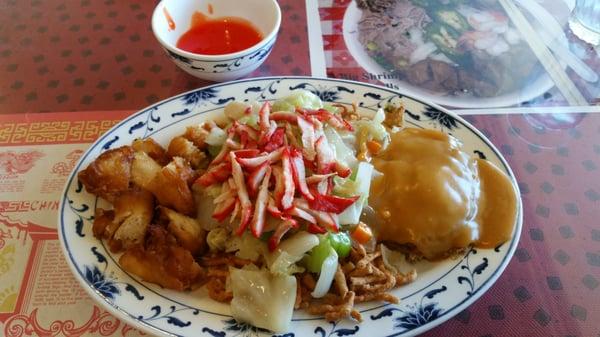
[366,140,382,155]
[351,222,373,244]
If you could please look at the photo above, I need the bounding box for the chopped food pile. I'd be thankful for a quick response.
[78,90,415,332]
[78,88,517,333]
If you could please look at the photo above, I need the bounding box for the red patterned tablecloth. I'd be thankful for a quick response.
[0,0,310,114]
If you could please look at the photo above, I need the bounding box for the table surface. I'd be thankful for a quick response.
[0,0,599,336]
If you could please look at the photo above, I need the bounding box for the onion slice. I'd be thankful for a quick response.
[311,248,338,298]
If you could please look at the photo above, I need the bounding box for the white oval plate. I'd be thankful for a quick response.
[58,77,522,337]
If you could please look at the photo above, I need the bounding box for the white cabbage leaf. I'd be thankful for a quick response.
[266,232,319,275]
[229,268,297,332]
[272,90,323,112]
[324,127,358,170]
[337,162,374,225]
[225,232,267,262]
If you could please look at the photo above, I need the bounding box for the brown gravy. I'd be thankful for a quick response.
[369,128,517,260]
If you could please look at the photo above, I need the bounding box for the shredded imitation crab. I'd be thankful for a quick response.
[194,102,359,250]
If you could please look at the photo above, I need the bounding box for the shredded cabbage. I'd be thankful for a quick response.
[324,127,358,170]
[226,232,267,261]
[207,227,229,252]
[271,100,295,113]
[353,119,388,146]
[224,101,251,120]
[238,114,258,127]
[204,126,227,146]
[272,90,323,112]
[337,162,374,225]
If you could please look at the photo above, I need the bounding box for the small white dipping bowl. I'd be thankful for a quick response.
[152,0,281,82]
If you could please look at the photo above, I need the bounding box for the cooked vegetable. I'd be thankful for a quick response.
[303,235,333,273]
[225,232,267,261]
[229,268,297,332]
[366,140,382,154]
[327,232,351,258]
[433,8,470,33]
[303,232,350,273]
[311,246,338,298]
[351,222,373,245]
[207,227,229,252]
[272,90,323,112]
[323,127,358,170]
[204,125,227,146]
[337,162,374,225]
[267,231,319,274]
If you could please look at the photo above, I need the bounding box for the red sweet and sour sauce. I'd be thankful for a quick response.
[176,12,263,55]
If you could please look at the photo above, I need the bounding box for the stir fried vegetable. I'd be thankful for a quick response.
[272,90,323,112]
[194,93,365,247]
[303,232,351,272]
[327,232,352,258]
[194,91,393,330]
[304,235,333,273]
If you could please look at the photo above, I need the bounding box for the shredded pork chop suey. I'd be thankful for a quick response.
[78,90,516,332]
[78,91,417,332]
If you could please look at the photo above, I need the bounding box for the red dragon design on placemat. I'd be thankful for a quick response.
[0,151,45,175]
[51,150,84,177]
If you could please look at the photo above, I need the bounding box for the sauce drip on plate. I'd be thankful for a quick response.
[176,12,263,55]
[369,128,517,260]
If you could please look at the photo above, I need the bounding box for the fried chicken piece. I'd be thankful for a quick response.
[183,124,210,149]
[167,136,207,169]
[119,225,204,291]
[148,157,197,215]
[92,208,114,238]
[206,277,232,302]
[78,146,134,201]
[131,151,162,191]
[383,104,404,129]
[158,206,207,255]
[112,189,154,249]
[91,189,154,252]
[132,138,168,165]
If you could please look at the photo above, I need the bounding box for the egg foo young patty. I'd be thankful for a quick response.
[370,128,517,260]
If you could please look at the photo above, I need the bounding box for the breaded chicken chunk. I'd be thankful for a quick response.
[159,206,206,256]
[132,138,169,165]
[78,146,134,201]
[119,225,204,290]
[112,189,154,249]
[167,136,207,169]
[131,151,162,191]
[92,189,154,252]
[148,157,196,215]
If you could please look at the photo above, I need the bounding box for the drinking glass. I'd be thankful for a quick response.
[569,0,600,45]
